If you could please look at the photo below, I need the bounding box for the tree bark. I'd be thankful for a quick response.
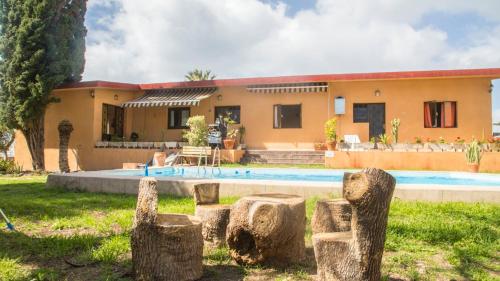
[22,116,45,170]
[226,193,306,266]
[58,120,73,173]
[311,199,351,234]
[312,168,396,281]
[132,177,203,281]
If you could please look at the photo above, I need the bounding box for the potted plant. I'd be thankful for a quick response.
[324,118,337,151]
[465,140,482,173]
[224,129,238,149]
[391,118,400,143]
[314,142,326,151]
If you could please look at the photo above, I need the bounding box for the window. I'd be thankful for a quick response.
[273,104,301,128]
[424,101,457,128]
[215,106,241,124]
[102,104,124,141]
[168,107,190,129]
[353,104,369,123]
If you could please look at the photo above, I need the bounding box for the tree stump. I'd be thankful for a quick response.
[226,193,306,266]
[311,199,351,234]
[57,120,73,173]
[132,177,203,281]
[312,168,396,281]
[193,183,230,248]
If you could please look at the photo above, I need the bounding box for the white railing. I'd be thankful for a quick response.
[95,141,188,149]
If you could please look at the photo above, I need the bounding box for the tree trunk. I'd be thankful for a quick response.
[58,120,73,173]
[193,183,230,248]
[22,116,45,170]
[226,193,306,266]
[132,177,203,281]
[311,199,351,234]
[313,168,396,281]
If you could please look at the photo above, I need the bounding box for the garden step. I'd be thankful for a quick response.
[242,150,325,164]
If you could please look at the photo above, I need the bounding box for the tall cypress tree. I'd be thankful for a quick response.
[0,0,87,170]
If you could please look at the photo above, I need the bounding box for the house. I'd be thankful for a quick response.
[14,68,500,171]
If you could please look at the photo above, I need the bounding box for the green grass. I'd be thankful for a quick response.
[0,176,499,280]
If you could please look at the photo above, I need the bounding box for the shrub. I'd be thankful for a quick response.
[183,116,208,146]
[379,134,390,144]
[0,159,22,174]
[324,118,337,142]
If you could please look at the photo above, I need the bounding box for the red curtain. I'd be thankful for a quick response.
[444,102,456,128]
[424,102,432,128]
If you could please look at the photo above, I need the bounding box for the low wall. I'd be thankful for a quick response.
[46,173,500,203]
[325,151,500,172]
[77,148,244,171]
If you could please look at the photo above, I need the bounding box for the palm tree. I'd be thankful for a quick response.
[185,69,216,81]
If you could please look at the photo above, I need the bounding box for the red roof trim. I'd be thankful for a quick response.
[56,80,141,90]
[57,68,500,90]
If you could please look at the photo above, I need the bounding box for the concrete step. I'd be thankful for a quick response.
[242,150,325,164]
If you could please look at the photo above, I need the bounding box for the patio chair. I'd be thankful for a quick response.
[343,135,361,151]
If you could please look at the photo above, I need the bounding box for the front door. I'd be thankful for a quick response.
[367,104,385,140]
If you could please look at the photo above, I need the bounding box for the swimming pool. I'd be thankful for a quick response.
[109,167,500,187]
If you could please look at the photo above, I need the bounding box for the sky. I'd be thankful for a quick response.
[84,0,500,130]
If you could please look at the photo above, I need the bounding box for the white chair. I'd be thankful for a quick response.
[344,135,361,151]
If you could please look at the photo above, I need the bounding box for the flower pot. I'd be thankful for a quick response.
[224,139,235,150]
[153,152,166,167]
[326,141,337,151]
[314,143,326,151]
[467,163,479,173]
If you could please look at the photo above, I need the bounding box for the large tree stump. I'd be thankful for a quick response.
[132,177,203,281]
[313,168,396,281]
[193,183,231,248]
[311,199,351,234]
[226,193,306,266]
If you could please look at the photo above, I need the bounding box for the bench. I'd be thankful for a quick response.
[178,146,212,166]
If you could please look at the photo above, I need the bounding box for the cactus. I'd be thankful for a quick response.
[391,118,400,143]
[465,140,482,165]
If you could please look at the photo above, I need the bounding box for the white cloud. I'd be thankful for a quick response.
[84,0,500,83]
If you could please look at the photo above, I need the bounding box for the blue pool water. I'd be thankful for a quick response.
[109,167,500,187]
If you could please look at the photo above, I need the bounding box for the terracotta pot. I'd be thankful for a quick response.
[467,163,479,173]
[314,143,326,151]
[153,152,166,167]
[326,141,337,151]
[224,139,235,150]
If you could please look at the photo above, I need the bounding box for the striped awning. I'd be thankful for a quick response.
[122,87,217,108]
[246,82,328,93]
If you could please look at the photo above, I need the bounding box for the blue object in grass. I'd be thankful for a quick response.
[144,163,149,176]
[0,209,15,231]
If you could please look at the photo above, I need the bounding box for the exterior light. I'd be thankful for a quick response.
[89,89,95,98]
[490,83,493,94]
[114,94,119,100]
[217,94,222,101]
[374,89,381,97]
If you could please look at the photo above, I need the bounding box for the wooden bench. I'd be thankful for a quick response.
[178,146,212,166]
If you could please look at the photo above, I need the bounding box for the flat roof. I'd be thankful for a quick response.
[58,68,500,90]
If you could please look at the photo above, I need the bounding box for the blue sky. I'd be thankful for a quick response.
[85,0,500,130]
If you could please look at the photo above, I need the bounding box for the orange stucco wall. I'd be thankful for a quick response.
[14,77,494,171]
[325,151,500,173]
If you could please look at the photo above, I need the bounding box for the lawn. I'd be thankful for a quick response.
[0,176,499,281]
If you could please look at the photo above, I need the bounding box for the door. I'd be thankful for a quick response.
[367,104,385,140]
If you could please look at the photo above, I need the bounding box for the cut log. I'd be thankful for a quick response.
[313,168,396,281]
[311,199,351,234]
[195,204,231,247]
[193,183,231,248]
[132,177,203,281]
[226,193,306,266]
[193,183,219,205]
